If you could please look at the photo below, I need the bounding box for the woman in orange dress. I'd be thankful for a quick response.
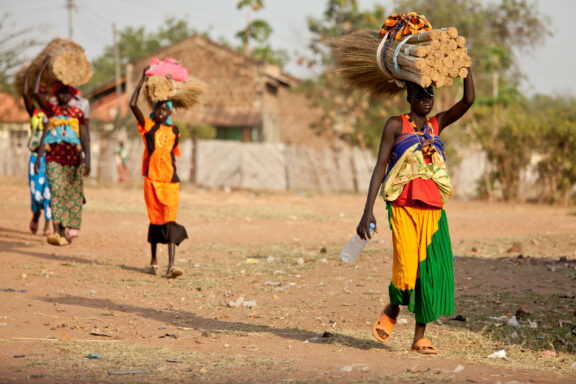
[130,67,188,278]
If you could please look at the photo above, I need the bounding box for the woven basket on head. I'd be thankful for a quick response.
[144,75,206,110]
[25,38,92,89]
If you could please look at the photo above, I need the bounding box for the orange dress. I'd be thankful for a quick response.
[138,117,187,245]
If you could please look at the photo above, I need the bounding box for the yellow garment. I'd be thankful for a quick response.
[48,116,80,137]
[389,204,441,291]
[382,143,452,203]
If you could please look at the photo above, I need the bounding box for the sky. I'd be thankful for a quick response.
[1,0,574,96]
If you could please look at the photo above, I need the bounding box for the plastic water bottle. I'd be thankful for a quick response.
[340,222,376,264]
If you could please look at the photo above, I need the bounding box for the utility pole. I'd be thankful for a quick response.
[112,22,122,121]
[244,6,251,55]
[65,0,75,39]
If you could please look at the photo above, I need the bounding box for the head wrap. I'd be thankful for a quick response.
[53,83,79,98]
[407,83,434,98]
[150,100,173,124]
[379,12,432,40]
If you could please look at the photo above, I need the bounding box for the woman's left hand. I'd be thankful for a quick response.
[83,161,91,177]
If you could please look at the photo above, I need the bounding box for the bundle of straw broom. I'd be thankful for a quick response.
[21,38,92,91]
[144,75,206,109]
[334,27,471,96]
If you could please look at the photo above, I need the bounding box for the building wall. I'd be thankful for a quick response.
[123,35,336,148]
[276,86,332,148]
[128,36,265,130]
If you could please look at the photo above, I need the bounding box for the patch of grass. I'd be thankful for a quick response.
[453,234,576,259]
[456,291,575,352]
[433,290,576,374]
[18,341,293,383]
[179,202,328,223]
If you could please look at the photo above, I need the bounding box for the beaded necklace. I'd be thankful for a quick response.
[405,113,430,133]
[404,114,435,157]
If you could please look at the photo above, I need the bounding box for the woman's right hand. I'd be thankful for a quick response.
[357,211,377,240]
[34,158,41,173]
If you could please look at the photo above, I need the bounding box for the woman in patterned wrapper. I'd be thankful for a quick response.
[356,69,475,354]
[129,67,188,278]
[33,56,91,246]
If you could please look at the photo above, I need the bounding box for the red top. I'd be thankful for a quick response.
[44,103,86,166]
[44,103,86,125]
[394,115,443,208]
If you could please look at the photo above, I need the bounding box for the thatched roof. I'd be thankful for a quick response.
[128,35,296,127]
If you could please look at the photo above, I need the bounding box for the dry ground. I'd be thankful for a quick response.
[1,177,575,383]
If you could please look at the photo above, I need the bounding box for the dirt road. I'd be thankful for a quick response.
[1,179,575,383]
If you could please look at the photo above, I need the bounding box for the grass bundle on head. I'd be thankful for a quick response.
[333,21,471,96]
[27,38,92,87]
[13,65,53,98]
[333,31,405,97]
[145,75,206,110]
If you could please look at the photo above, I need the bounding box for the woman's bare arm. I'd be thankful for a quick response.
[356,116,401,240]
[129,67,149,126]
[436,68,475,134]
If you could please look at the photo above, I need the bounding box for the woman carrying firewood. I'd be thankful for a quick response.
[357,74,475,354]
[129,66,188,278]
[33,56,91,246]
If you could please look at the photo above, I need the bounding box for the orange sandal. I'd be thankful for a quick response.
[411,337,438,354]
[372,306,396,343]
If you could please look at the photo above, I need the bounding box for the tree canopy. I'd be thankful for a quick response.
[0,14,41,93]
[84,17,207,90]
[303,0,576,203]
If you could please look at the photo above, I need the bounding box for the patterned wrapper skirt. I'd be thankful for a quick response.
[45,162,84,229]
[29,153,52,221]
[387,203,455,324]
[143,177,188,245]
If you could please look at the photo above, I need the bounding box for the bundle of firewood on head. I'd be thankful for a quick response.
[14,38,92,96]
[144,57,205,110]
[333,12,471,96]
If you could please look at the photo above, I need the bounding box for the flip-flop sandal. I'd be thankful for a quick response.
[64,228,79,243]
[411,337,438,354]
[47,233,69,246]
[43,228,54,236]
[372,306,396,343]
[66,228,79,238]
[29,220,39,234]
[148,265,158,275]
[47,233,60,246]
[58,235,70,246]
[165,267,183,279]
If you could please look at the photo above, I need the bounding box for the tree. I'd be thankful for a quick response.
[392,0,551,98]
[529,95,576,204]
[0,14,40,93]
[235,0,289,68]
[304,0,556,203]
[304,0,390,148]
[84,17,206,90]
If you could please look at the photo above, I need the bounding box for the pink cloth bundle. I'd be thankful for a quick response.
[145,57,189,81]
